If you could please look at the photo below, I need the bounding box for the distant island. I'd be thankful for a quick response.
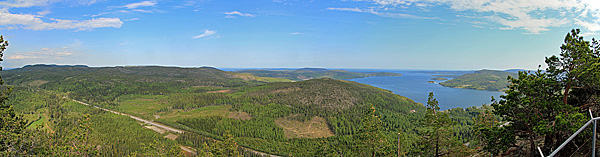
[439,69,518,91]
[236,68,402,81]
[430,77,448,81]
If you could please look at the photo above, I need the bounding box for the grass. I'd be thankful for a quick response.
[27,114,45,129]
[116,94,169,120]
[114,94,251,123]
[158,105,232,123]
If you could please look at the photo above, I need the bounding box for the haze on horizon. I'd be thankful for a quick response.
[0,0,599,70]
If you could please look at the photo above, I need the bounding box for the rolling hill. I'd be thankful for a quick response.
[439,69,518,91]
[4,65,425,156]
[236,68,402,81]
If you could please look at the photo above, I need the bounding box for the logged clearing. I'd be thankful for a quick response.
[227,110,252,120]
[145,125,166,134]
[164,133,178,140]
[158,105,231,121]
[117,95,167,120]
[275,116,334,139]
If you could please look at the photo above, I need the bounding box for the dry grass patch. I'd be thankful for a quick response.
[227,111,252,120]
[164,133,178,140]
[145,125,166,134]
[206,89,233,93]
[158,105,231,121]
[275,116,334,139]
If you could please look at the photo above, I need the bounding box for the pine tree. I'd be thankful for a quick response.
[486,29,595,156]
[419,92,465,156]
[357,104,392,157]
[0,35,22,155]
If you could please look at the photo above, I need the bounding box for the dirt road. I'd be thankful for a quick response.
[71,99,279,157]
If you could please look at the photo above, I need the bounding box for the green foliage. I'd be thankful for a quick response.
[440,69,518,91]
[481,29,600,156]
[356,105,394,156]
[488,70,585,156]
[417,92,470,156]
[0,65,277,107]
[0,35,26,155]
[546,29,600,109]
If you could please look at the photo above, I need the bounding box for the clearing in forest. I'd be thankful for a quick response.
[275,116,334,139]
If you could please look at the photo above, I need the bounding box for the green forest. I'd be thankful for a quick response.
[439,69,518,91]
[1,29,599,156]
[237,68,402,81]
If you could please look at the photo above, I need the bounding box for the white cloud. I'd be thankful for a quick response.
[335,0,600,34]
[37,10,51,16]
[0,0,53,8]
[290,32,302,35]
[326,7,433,19]
[0,0,100,8]
[192,30,217,39]
[124,1,157,9]
[575,19,600,32]
[0,10,123,31]
[124,18,140,21]
[224,11,255,18]
[327,7,363,12]
[132,9,153,13]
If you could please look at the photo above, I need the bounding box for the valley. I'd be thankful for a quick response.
[3,65,435,156]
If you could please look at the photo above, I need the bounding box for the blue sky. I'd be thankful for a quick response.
[0,0,599,70]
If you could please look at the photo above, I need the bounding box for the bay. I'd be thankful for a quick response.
[347,70,505,110]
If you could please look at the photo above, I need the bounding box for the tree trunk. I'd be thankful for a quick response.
[530,134,536,157]
[436,135,439,157]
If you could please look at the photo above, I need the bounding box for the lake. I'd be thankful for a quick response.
[346,70,505,110]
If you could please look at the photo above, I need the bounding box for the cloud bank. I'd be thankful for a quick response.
[0,10,123,31]
[332,0,600,34]
[0,0,123,31]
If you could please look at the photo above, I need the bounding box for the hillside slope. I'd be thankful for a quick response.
[1,65,290,104]
[439,69,518,91]
[4,65,424,156]
[237,68,401,81]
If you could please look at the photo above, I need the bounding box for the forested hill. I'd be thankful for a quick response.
[1,64,290,103]
[236,68,402,81]
[2,64,289,86]
[3,64,427,156]
[439,69,518,91]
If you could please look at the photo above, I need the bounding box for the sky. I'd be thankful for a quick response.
[0,0,599,70]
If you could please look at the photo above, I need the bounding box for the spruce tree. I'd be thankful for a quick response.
[419,92,465,156]
[0,35,22,155]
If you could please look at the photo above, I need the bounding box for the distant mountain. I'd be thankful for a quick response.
[237,68,402,81]
[297,67,328,71]
[504,69,543,73]
[439,69,518,91]
[504,69,527,73]
[22,64,89,68]
[1,65,291,102]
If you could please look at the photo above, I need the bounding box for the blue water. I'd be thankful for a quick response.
[347,70,504,110]
[224,68,505,110]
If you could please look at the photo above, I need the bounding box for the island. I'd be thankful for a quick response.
[430,77,448,81]
[439,69,518,91]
